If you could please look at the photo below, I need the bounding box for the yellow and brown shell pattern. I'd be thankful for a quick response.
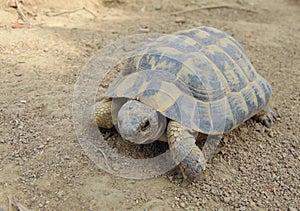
[105,26,272,135]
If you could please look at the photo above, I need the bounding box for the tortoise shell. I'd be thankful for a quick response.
[104,26,272,135]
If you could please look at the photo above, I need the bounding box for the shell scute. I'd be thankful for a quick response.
[202,45,249,92]
[227,93,249,126]
[217,38,256,82]
[193,101,212,132]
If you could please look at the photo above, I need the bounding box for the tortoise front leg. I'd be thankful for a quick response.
[167,121,206,184]
[94,98,114,129]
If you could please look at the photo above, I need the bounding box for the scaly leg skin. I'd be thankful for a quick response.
[253,105,278,128]
[94,98,114,129]
[202,135,222,163]
[167,121,206,186]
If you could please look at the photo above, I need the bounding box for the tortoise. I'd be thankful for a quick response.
[94,26,276,183]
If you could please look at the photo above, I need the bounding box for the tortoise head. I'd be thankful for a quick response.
[117,100,167,144]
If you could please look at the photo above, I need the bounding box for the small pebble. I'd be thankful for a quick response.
[175,17,186,24]
[268,131,275,137]
[288,207,297,211]
[64,156,70,160]
[14,72,23,76]
[223,196,230,203]
[179,202,186,208]
[37,144,44,149]
[139,26,150,33]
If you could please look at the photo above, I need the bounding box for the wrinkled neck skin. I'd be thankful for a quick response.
[116,100,167,144]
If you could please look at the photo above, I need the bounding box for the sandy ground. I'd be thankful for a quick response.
[0,0,299,210]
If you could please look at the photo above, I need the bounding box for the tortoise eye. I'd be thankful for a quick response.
[140,120,150,131]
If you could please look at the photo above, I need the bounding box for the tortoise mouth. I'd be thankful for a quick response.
[128,111,167,144]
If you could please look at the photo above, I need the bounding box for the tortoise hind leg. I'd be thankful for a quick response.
[253,105,278,128]
[94,98,114,129]
[167,121,206,185]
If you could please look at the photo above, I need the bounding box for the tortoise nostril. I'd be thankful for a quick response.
[140,120,150,131]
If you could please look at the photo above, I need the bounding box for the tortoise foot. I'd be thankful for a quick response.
[167,121,205,185]
[254,106,278,128]
[179,145,206,184]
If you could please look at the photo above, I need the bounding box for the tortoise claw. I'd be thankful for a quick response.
[181,179,191,187]
[263,119,271,128]
[269,112,279,121]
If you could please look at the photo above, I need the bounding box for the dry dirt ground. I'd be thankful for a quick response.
[0,0,299,210]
